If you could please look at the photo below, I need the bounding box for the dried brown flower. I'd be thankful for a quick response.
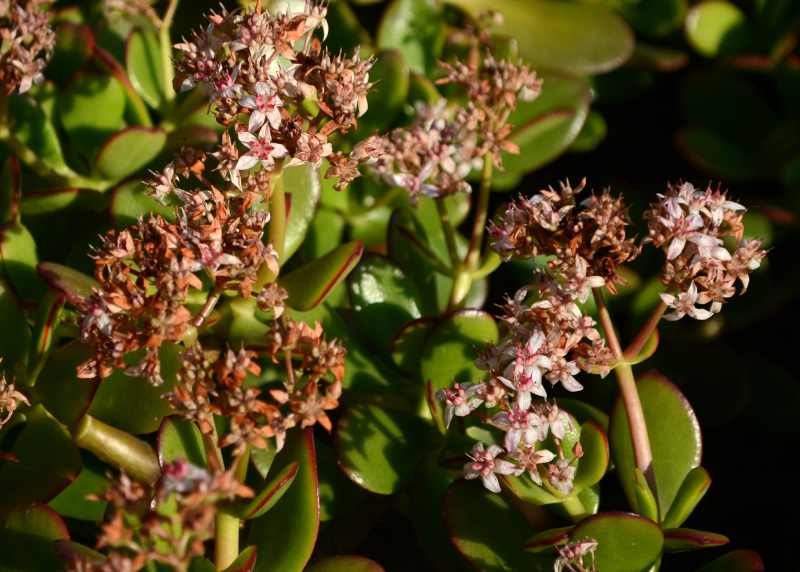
[1,0,54,94]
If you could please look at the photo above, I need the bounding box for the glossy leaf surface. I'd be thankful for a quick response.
[157,417,208,468]
[571,512,663,572]
[281,241,364,310]
[305,556,385,572]
[94,127,166,181]
[126,28,165,108]
[663,528,729,552]
[283,165,321,261]
[0,504,69,572]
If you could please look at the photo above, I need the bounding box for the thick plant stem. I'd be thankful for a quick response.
[464,154,493,271]
[193,286,222,327]
[215,512,240,570]
[624,301,668,360]
[73,414,160,485]
[159,0,180,102]
[268,173,287,261]
[592,288,655,493]
[560,495,589,523]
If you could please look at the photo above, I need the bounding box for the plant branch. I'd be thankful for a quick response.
[193,286,222,327]
[72,414,160,485]
[159,0,180,102]
[464,153,493,271]
[624,301,668,361]
[215,447,249,570]
[592,288,655,496]
[436,197,460,269]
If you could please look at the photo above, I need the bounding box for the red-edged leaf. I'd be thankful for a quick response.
[663,528,729,552]
[37,262,98,304]
[237,462,299,520]
[305,555,386,572]
[222,546,258,572]
[524,526,573,553]
[157,417,208,468]
[698,549,764,572]
[280,241,364,310]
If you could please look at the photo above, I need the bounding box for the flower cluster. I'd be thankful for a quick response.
[645,182,767,320]
[76,178,278,385]
[64,462,251,572]
[489,178,640,295]
[0,369,28,429]
[554,538,599,572]
[0,0,54,94]
[173,0,372,190]
[359,48,540,199]
[168,317,344,457]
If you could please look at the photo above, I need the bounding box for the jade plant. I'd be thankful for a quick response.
[0,0,778,571]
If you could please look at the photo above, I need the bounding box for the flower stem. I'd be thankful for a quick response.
[560,495,589,523]
[215,512,240,569]
[436,197,460,269]
[72,414,160,485]
[193,286,222,327]
[268,173,287,262]
[464,153,493,272]
[592,288,655,495]
[624,301,667,361]
[159,0,180,103]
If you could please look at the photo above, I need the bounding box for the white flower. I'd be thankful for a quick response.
[236,125,288,172]
[491,404,540,452]
[437,382,484,428]
[660,282,713,321]
[240,81,283,132]
[463,443,520,493]
[499,329,551,408]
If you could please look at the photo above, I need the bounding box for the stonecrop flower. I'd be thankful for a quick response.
[0,369,28,428]
[0,0,54,94]
[554,538,599,572]
[64,462,251,572]
[645,182,767,320]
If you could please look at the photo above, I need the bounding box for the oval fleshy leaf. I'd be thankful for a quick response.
[557,399,609,431]
[493,70,591,189]
[0,281,30,373]
[390,317,435,373]
[348,255,422,354]
[570,512,663,572]
[31,342,97,427]
[356,49,409,133]
[37,262,98,304]
[335,404,432,495]
[631,468,659,522]
[621,0,687,38]
[686,0,750,58]
[7,92,70,173]
[53,541,106,569]
[0,405,82,512]
[221,546,258,572]
[697,549,764,572]
[21,187,87,215]
[157,417,208,468]
[305,556,385,572]
[625,331,659,366]
[524,526,572,553]
[280,240,364,311]
[110,181,174,227]
[59,74,126,155]
[50,23,95,83]
[610,373,702,518]
[94,127,167,182]
[126,27,165,108]
[283,164,321,262]
[0,504,70,572]
[419,310,498,393]
[236,462,299,520]
[88,343,181,434]
[444,480,553,571]
[663,528,729,553]
[48,457,109,522]
[676,126,760,181]
[1,156,21,224]
[1,221,44,301]
[317,439,365,522]
[568,110,607,153]
[452,0,634,75]
[377,0,444,74]
[248,429,319,572]
[662,466,711,529]
[573,421,609,490]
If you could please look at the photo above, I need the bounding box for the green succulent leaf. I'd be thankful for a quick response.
[492,70,591,190]
[126,28,166,108]
[610,374,702,521]
[676,126,759,181]
[37,262,98,304]
[248,429,319,572]
[31,343,96,427]
[48,456,109,522]
[335,403,432,495]
[305,556,385,572]
[280,240,364,310]
[300,208,346,260]
[0,504,69,572]
[317,439,366,522]
[0,279,30,375]
[235,461,299,520]
[444,480,553,571]
[523,526,573,553]
[663,528,729,553]
[419,310,498,394]
[50,23,95,83]
[620,0,687,38]
[377,0,444,74]
[59,74,127,156]
[88,343,181,434]
[6,93,70,174]
[1,221,44,302]
[94,127,167,182]
[157,417,208,468]
[52,541,106,569]
[110,181,174,227]
[452,0,634,75]
[686,1,750,57]
[631,468,659,522]
[283,164,321,262]
[569,110,607,153]
[662,466,711,529]
[570,512,663,572]
[356,49,410,133]
[1,156,21,224]
[0,405,82,512]
[573,421,609,490]
[557,399,609,431]
[222,546,258,572]
[348,255,422,354]
[697,549,764,572]
[390,317,435,373]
